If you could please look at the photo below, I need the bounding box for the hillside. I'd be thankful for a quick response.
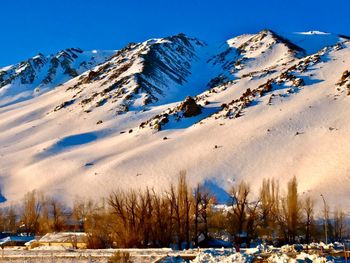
[0,30,349,207]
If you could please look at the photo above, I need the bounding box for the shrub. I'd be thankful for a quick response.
[108,251,131,263]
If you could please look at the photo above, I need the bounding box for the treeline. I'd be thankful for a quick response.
[0,171,348,249]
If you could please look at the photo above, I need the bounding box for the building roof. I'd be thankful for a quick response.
[0,235,35,245]
[38,232,87,243]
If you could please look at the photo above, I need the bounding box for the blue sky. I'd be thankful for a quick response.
[1,0,350,67]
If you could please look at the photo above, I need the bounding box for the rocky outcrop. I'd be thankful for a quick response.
[178,96,202,117]
[337,70,350,95]
[337,70,350,86]
[57,34,204,115]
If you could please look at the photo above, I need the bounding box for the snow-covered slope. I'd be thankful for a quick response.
[0,48,114,107]
[284,30,349,55]
[52,34,207,115]
[0,30,349,208]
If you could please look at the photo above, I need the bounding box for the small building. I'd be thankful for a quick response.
[34,232,87,249]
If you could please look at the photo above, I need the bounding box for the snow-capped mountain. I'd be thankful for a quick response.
[0,30,349,207]
[0,48,114,107]
[54,34,206,115]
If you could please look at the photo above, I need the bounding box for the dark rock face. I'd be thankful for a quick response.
[54,99,75,111]
[178,96,202,117]
[60,34,204,115]
[338,70,350,86]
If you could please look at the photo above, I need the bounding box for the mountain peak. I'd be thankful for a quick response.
[1,31,350,206]
[0,48,114,107]
[59,33,206,115]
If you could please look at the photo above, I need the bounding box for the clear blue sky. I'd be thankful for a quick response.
[1,0,350,67]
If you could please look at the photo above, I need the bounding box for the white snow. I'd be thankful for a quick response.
[0,30,349,211]
[0,65,13,71]
[284,31,344,55]
[0,49,115,107]
[296,31,331,35]
[0,244,345,262]
[39,232,87,243]
[191,250,249,263]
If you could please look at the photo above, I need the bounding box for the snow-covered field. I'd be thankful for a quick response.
[0,30,350,208]
[0,244,347,263]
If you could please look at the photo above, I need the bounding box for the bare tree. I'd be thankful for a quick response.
[178,171,191,249]
[137,188,154,247]
[193,183,213,246]
[85,203,114,249]
[284,176,300,243]
[108,189,131,247]
[0,208,5,232]
[259,178,280,238]
[2,206,17,232]
[152,190,172,246]
[193,184,201,246]
[229,181,250,249]
[246,200,260,248]
[165,171,193,249]
[38,196,50,234]
[199,187,212,241]
[167,182,182,249]
[50,198,67,232]
[334,206,346,241]
[72,198,95,231]
[20,190,42,234]
[303,196,315,244]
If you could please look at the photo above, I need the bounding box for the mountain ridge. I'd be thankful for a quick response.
[0,29,349,208]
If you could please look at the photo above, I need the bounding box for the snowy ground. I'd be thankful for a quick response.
[0,244,348,263]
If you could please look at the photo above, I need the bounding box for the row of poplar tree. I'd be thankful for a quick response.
[0,171,347,249]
